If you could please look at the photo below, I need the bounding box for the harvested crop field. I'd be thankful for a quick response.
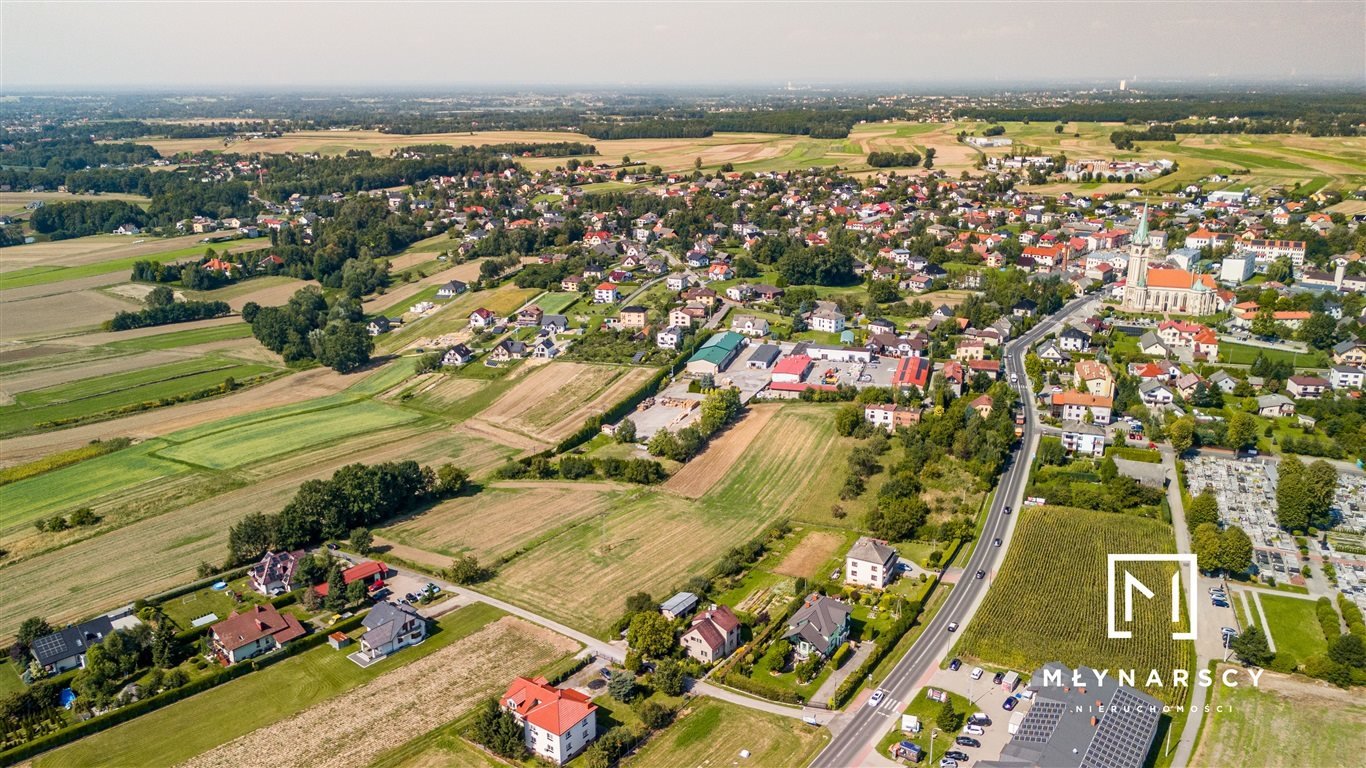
[475,361,654,443]
[664,404,778,498]
[0,233,217,269]
[179,616,578,768]
[1,288,140,340]
[380,484,615,562]
[773,530,845,579]
[393,373,488,410]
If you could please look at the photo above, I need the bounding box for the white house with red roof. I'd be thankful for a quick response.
[209,604,306,665]
[593,283,619,304]
[502,676,598,765]
[680,605,742,663]
[469,308,497,328]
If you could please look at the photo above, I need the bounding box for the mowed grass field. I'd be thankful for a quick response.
[954,505,1192,703]
[0,356,279,437]
[33,604,508,768]
[1192,666,1366,768]
[627,698,830,768]
[0,236,263,290]
[1258,593,1331,669]
[479,404,847,637]
[154,398,424,469]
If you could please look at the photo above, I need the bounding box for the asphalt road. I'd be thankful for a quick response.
[810,296,1094,768]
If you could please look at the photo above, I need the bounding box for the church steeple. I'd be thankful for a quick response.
[1134,204,1150,246]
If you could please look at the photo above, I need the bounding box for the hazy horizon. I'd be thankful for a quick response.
[3,1,1363,90]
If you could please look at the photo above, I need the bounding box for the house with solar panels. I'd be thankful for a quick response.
[30,617,116,674]
[979,662,1162,768]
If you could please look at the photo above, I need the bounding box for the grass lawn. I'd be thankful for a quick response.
[874,688,973,761]
[1192,666,1366,768]
[0,357,279,437]
[155,399,424,470]
[1215,342,1329,368]
[33,604,507,768]
[1258,594,1330,669]
[533,291,581,314]
[0,660,25,697]
[156,576,273,631]
[626,698,829,768]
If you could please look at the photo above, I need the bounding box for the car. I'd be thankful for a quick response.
[955,736,980,748]
[868,689,886,708]
[968,713,991,726]
[993,671,1005,684]
[1003,505,1012,515]
[970,666,984,680]
[994,538,1002,547]
[975,569,986,580]
[1209,586,1225,594]
[947,622,960,632]
[425,583,441,595]
[949,658,962,671]
[946,751,970,762]
[327,613,342,626]
[1222,626,1238,636]
[964,724,985,736]
[1212,598,1230,608]
[1003,696,1018,711]
[939,759,958,768]
[326,543,339,550]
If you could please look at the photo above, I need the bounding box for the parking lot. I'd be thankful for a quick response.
[905,663,1033,765]
[798,355,896,390]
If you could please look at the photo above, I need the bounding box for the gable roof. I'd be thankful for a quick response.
[211,604,306,652]
[361,601,424,649]
[786,594,851,649]
[847,536,897,566]
[502,676,596,736]
[31,616,115,666]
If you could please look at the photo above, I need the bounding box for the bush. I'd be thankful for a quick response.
[635,699,675,730]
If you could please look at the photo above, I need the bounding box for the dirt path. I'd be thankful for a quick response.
[663,404,779,498]
[176,617,579,768]
[0,365,350,467]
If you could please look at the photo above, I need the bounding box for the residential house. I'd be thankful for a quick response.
[752,284,784,302]
[593,283,619,304]
[1286,375,1329,399]
[249,550,302,595]
[516,305,544,328]
[1329,365,1364,391]
[731,315,770,337]
[1050,391,1113,425]
[489,339,528,363]
[436,280,468,298]
[970,394,994,418]
[1139,380,1176,409]
[682,286,718,307]
[660,592,699,621]
[1208,370,1238,394]
[1255,394,1296,417]
[665,273,692,292]
[542,315,569,334]
[502,677,598,766]
[725,283,753,302]
[1034,339,1069,364]
[469,308,497,328]
[1074,359,1116,398]
[785,594,851,661]
[680,605,742,664]
[845,537,899,589]
[1060,421,1107,458]
[863,403,921,432]
[810,309,846,333]
[656,326,684,350]
[955,338,986,362]
[893,356,932,391]
[357,602,427,662]
[366,317,392,336]
[209,604,306,665]
[30,617,116,674]
[561,275,584,292]
[1058,326,1091,353]
[442,344,474,366]
[313,561,387,598]
[619,305,649,329]
[1333,339,1366,366]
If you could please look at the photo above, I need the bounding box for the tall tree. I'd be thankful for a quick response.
[1276,455,1312,531]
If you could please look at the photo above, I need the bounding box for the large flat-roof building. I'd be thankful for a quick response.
[979,662,1162,768]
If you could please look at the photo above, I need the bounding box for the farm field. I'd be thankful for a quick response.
[473,361,655,444]
[0,423,509,640]
[374,283,538,353]
[953,505,1192,703]
[378,482,615,563]
[0,355,279,437]
[0,191,151,216]
[154,398,424,470]
[0,236,264,290]
[0,287,142,341]
[664,403,779,498]
[136,123,1365,193]
[31,605,541,768]
[1258,593,1330,670]
[1192,666,1366,768]
[176,616,577,768]
[626,698,830,768]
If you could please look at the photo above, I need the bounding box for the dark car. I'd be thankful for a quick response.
[1003,506,1012,515]
[975,569,986,579]
[949,658,962,671]
[1003,696,1018,711]
[945,751,970,762]
[993,671,1005,684]
[955,737,980,748]
[994,538,1002,547]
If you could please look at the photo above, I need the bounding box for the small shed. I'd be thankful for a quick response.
[840,329,856,345]
[328,632,352,650]
[660,592,699,620]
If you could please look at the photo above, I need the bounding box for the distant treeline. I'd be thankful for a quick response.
[0,138,159,172]
[958,94,1365,136]
[1109,126,1177,150]
[582,121,714,140]
[252,145,522,198]
[30,200,147,240]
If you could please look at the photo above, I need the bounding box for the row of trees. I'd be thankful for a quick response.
[104,295,230,332]
[866,151,923,168]
[646,387,744,462]
[225,460,459,564]
[245,286,372,372]
[30,200,147,240]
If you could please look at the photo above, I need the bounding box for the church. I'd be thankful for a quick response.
[1120,207,1223,316]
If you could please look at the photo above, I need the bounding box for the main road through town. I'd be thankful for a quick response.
[810,295,1095,768]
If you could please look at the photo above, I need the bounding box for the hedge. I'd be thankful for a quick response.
[0,615,365,766]
[147,566,252,605]
[829,599,926,709]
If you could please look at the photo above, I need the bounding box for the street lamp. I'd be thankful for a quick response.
[930,728,939,766]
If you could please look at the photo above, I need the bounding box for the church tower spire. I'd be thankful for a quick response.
[1134,203,1150,246]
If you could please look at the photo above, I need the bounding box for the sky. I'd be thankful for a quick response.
[2,0,1363,90]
